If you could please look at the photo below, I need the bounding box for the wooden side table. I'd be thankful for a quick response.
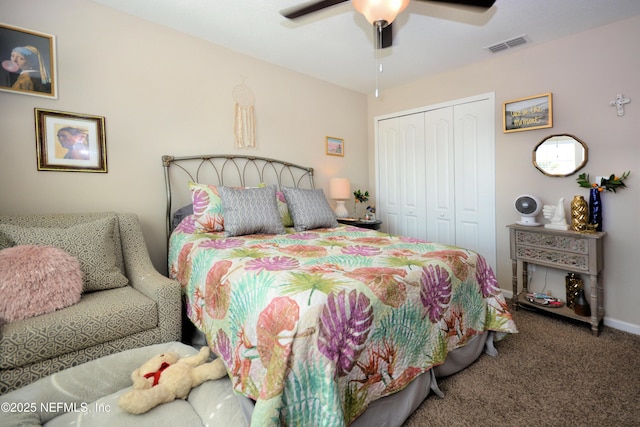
[337,218,383,231]
[507,223,606,335]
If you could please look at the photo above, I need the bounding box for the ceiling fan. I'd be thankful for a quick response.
[281,0,496,49]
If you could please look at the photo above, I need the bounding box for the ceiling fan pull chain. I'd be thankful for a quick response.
[374,22,383,98]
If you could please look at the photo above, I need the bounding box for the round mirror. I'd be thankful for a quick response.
[533,134,588,177]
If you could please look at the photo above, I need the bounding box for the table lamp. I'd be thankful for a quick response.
[329,178,351,218]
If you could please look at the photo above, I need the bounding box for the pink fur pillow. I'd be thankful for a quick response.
[0,245,83,323]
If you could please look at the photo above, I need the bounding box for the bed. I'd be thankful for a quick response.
[162,154,517,427]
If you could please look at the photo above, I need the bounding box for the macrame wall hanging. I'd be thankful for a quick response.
[233,78,256,149]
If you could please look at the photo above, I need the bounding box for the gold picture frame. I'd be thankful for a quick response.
[35,108,107,173]
[0,23,57,98]
[326,136,344,157]
[503,93,553,133]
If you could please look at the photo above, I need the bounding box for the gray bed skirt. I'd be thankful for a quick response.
[236,331,496,426]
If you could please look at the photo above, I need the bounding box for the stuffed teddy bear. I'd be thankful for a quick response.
[118,346,227,414]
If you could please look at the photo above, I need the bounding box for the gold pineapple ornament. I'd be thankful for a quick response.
[570,195,588,231]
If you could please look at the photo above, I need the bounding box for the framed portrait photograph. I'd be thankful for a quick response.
[35,109,107,173]
[503,93,553,133]
[326,136,344,157]
[0,23,57,98]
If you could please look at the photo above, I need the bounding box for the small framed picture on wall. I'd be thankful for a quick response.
[0,23,57,98]
[326,136,344,157]
[35,108,108,173]
[503,93,553,133]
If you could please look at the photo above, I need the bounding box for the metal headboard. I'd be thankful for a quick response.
[162,154,315,239]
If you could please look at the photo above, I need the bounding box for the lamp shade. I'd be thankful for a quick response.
[352,0,410,25]
[330,178,351,200]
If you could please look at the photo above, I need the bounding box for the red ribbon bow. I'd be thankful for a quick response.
[143,362,170,386]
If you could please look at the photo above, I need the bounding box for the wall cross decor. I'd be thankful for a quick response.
[609,93,630,117]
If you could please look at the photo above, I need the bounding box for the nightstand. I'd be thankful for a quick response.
[337,218,382,231]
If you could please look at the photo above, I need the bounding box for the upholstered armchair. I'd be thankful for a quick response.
[0,212,181,393]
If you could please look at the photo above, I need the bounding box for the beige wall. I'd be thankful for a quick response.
[2,1,638,333]
[366,16,640,333]
[0,0,368,274]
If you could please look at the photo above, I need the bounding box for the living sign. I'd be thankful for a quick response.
[503,93,553,133]
[509,104,545,127]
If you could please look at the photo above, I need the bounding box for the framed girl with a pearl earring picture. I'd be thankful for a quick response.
[35,109,107,173]
[0,23,57,98]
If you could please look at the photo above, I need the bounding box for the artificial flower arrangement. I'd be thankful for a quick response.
[353,189,369,203]
[577,171,630,192]
[353,189,369,218]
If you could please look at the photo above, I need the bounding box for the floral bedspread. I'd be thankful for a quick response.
[169,219,517,426]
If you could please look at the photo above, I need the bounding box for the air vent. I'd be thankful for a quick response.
[485,34,528,54]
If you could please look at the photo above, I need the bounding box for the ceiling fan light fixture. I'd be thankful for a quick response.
[352,0,410,26]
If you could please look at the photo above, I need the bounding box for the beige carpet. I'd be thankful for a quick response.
[404,308,640,427]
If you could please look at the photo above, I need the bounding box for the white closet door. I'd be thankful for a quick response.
[453,100,496,270]
[377,114,427,240]
[375,94,496,271]
[424,107,455,246]
[377,117,401,232]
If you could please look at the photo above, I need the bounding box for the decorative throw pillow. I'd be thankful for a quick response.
[0,216,128,292]
[0,245,83,323]
[258,183,293,227]
[218,185,286,237]
[188,182,294,232]
[276,191,294,227]
[281,187,339,231]
[189,182,225,232]
[171,204,194,232]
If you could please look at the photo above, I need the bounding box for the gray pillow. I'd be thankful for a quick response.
[218,185,286,237]
[0,216,128,292]
[171,204,193,232]
[281,187,339,231]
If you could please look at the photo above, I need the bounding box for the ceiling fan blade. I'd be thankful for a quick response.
[420,0,496,9]
[281,0,349,19]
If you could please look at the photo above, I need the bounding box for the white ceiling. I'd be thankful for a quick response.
[91,0,640,95]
